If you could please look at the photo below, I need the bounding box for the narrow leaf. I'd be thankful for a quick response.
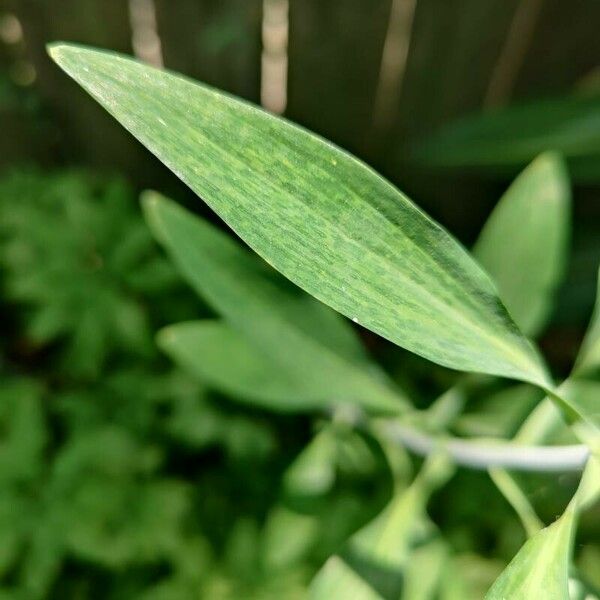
[474,153,571,337]
[157,320,318,412]
[485,510,574,600]
[146,194,406,414]
[415,94,600,182]
[49,44,551,389]
[573,268,600,377]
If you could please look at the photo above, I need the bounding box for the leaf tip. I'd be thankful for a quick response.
[140,189,163,212]
[531,150,570,185]
[141,190,169,239]
[46,42,80,67]
[155,325,176,351]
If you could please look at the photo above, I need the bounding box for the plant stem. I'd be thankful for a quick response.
[377,421,589,472]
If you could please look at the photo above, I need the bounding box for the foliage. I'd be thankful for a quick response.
[414,91,600,183]
[1,169,381,598]
[0,41,598,598]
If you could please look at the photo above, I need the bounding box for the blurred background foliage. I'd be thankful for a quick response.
[0,0,599,598]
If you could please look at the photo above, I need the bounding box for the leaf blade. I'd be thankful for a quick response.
[474,153,571,337]
[50,43,551,388]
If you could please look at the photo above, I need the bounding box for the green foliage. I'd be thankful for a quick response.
[2,169,362,599]
[0,42,598,599]
[144,192,406,414]
[0,169,179,377]
[473,152,571,338]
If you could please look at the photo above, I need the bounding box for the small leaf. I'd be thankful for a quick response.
[415,94,600,182]
[283,429,338,497]
[157,321,316,412]
[309,454,453,599]
[474,153,571,337]
[310,556,383,600]
[486,456,600,600]
[49,44,552,389]
[261,506,319,571]
[573,268,600,377]
[402,539,448,600]
[145,193,406,414]
[485,512,574,600]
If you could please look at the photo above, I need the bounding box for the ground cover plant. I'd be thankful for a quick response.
[0,42,599,598]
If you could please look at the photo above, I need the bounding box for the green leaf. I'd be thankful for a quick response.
[486,456,600,600]
[49,44,551,389]
[145,193,406,414]
[309,454,453,599]
[402,539,448,600]
[157,320,316,412]
[485,513,574,600]
[310,556,383,600]
[283,429,338,497]
[261,506,319,571]
[573,268,600,377]
[415,94,600,182]
[474,153,571,337]
[560,379,600,433]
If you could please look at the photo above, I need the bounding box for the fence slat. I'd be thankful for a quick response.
[14,0,157,178]
[513,0,600,97]
[391,0,519,143]
[155,0,262,102]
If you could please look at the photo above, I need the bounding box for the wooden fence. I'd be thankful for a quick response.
[1,0,600,217]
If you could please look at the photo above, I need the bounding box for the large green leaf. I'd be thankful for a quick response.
[485,456,600,600]
[474,153,571,337]
[415,94,600,182]
[145,193,406,414]
[49,44,551,389]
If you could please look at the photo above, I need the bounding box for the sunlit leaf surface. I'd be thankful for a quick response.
[50,44,551,389]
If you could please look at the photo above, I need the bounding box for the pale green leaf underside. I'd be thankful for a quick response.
[50,44,551,389]
[474,153,571,338]
[145,193,406,414]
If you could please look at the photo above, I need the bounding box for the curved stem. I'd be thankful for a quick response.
[377,421,589,472]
